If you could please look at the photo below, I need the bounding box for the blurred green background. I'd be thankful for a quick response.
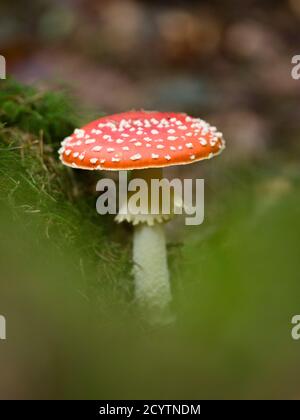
[0,0,300,399]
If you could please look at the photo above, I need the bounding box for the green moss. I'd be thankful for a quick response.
[0,78,79,146]
[0,78,132,307]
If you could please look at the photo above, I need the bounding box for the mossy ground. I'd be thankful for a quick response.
[0,79,300,399]
[0,79,133,312]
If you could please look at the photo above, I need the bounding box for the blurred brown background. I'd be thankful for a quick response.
[1,0,300,162]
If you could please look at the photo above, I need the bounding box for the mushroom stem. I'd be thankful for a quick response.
[116,167,173,321]
[129,168,173,321]
[133,222,171,318]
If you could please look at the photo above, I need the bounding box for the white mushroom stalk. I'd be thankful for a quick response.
[116,168,174,321]
[133,223,171,319]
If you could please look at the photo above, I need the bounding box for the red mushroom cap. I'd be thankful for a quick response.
[59,111,225,170]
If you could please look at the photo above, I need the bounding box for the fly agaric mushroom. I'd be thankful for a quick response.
[59,111,225,321]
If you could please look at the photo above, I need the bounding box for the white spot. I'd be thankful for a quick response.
[65,150,71,156]
[165,155,171,160]
[134,142,142,146]
[120,119,129,127]
[107,148,115,153]
[130,153,142,161]
[92,146,102,151]
[76,140,82,146]
[112,157,120,162]
[79,154,85,160]
[170,146,176,151]
[168,129,176,134]
[186,133,193,137]
[74,129,85,138]
[186,143,193,149]
[122,146,129,151]
[146,144,151,148]
[73,152,79,158]
[85,139,96,144]
[62,137,71,145]
[100,159,106,163]
[90,158,98,164]
[116,139,124,144]
[121,133,129,137]
[200,138,207,146]
[190,155,196,160]
[151,153,159,159]
[156,144,164,149]
[151,129,159,135]
[178,125,187,130]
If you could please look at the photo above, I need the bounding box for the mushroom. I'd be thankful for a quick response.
[59,111,225,322]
